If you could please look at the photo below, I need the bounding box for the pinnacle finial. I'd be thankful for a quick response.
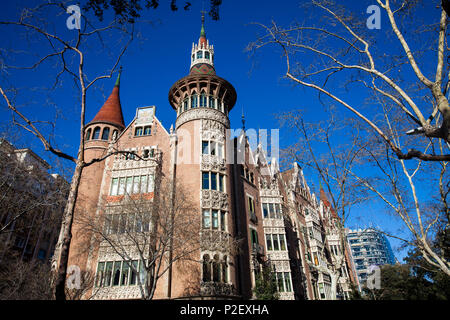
[200,11,206,38]
[115,66,122,87]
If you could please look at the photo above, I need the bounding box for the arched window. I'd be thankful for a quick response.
[85,128,92,141]
[205,51,210,60]
[212,254,220,282]
[191,94,198,108]
[183,98,189,111]
[101,127,110,140]
[202,254,211,282]
[144,126,151,135]
[200,93,207,107]
[92,127,101,140]
[192,54,195,61]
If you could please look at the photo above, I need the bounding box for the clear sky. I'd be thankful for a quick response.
[0,0,443,262]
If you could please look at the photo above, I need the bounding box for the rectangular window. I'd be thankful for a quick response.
[251,229,258,245]
[220,212,226,231]
[133,176,140,194]
[266,234,273,251]
[273,234,280,251]
[203,210,211,229]
[113,261,121,286]
[130,260,138,285]
[202,141,209,155]
[210,141,216,156]
[275,204,281,219]
[277,273,285,292]
[279,234,286,251]
[139,260,146,285]
[144,126,151,135]
[209,96,215,108]
[284,272,292,292]
[211,172,217,190]
[202,172,209,190]
[212,210,219,229]
[104,262,113,287]
[135,127,143,136]
[262,203,269,218]
[110,178,119,195]
[219,174,224,192]
[118,177,125,195]
[126,176,133,194]
[269,203,275,218]
[141,175,148,193]
[248,197,255,213]
[121,261,130,286]
[96,262,105,287]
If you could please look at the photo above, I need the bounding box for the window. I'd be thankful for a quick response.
[203,210,211,229]
[197,51,203,59]
[95,262,105,287]
[250,229,258,245]
[191,94,198,108]
[201,140,224,159]
[202,172,225,191]
[202,209,226,231]
[248,196,255,213]
[144,126,151,135]
[85,128,91,141]
[121,262,130,286]
[266,234,287,251]
[135,127,143,136]
[212,255,220,282]
[110,174,155,195]
[101,127,110,140]
[184,99,188,111]
[205,51,210,60]
[203,254,228,283]
[212,210,219,229]
[104,262,113,286]
[262,202,281,219]
[200,93,207,107]
[262,203,269,218]
[209,96,215,108]
[266,234,273,251]
[92,127,101,140]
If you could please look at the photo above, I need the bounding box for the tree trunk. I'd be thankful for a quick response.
[51,160,84,300]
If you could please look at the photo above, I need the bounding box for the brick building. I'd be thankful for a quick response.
[66,15,357,300]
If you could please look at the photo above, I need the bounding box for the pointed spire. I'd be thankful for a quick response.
[89,68,125,129]
[199,11,207,47]
[115,66,122,87]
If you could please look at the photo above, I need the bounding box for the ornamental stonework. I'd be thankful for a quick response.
[201,190,229,210]
[176,108,229,129]
[200,230,233,253]
[92,285,142,300]
[201,155,226,172]
[202,118,225,133]
[200,282,236,297]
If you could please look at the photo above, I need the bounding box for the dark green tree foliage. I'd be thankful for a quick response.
[253,265,279,300]
[84,0,222,23]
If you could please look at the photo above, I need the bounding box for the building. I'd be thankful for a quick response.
[66,15,357,300]
[0,138,67,263]
[347,228,396,287]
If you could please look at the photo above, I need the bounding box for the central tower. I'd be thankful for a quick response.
[168,13,238,298]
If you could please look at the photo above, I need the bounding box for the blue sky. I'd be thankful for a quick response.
[0,1,444,262]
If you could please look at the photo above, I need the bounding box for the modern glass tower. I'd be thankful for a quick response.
[347,228,396,286]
